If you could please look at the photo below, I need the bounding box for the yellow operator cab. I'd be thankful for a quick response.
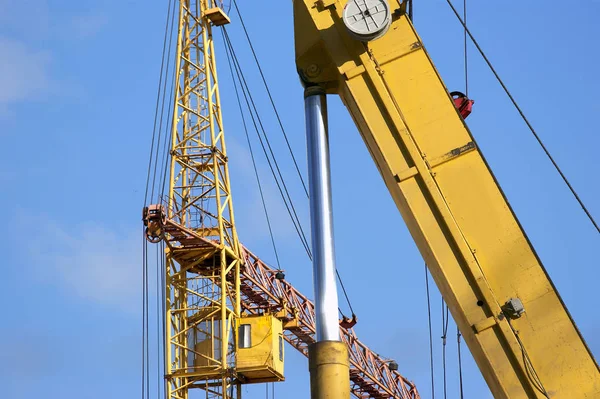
[236,314,285,383]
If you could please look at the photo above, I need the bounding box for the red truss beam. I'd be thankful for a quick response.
[240,245,420,399]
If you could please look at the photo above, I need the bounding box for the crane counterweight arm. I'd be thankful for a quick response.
[142,205,419,398]
[293,1,600,397]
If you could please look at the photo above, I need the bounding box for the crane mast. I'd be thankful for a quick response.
[163,1,241,398]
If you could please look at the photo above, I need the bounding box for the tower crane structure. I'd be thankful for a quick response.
[145,0,243,397]
[143,0,600,398]
[142,1,419,398]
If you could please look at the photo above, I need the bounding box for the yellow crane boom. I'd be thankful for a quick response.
[293,1,600,397]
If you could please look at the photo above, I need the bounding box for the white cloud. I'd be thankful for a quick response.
[0,0,107,41]
[0,1,52,108]
[0,37,52,107]
[0,1,108,115]
[18,212,142,312]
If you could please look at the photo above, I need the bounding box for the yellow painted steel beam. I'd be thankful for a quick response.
[293,1,600,397]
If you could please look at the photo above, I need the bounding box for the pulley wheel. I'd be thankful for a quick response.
[342,0,392,42]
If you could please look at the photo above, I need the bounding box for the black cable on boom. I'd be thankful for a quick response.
[144,0,175,207]
[425,264,436,399]
[222,28,313,257]
[145,245,149,399]
[150,0,177,205]
[158,0,178,202]
[155,244,163,399]
[445,0,600,235]
[141,233,149,399]
[142,4,175,397]
[462,0,468,96]
[232,0,309,198]
[457,326,465,399]
[141,235,145,399]
[160,241,168,399]
[336,269,355,317]
[222,26,357,318]
[159,72,176,201]
[441,299,449,399]
[223,31,282,270]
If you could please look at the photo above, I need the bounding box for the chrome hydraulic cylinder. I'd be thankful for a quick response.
[304,86,350,399]
[304,86,340,343]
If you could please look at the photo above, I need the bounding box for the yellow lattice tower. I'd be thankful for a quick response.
[165,1,240,398]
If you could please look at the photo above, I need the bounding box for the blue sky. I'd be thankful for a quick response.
[1,0,599,398]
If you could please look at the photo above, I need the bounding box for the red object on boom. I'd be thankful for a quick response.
[451,91,474,119]
[340,314,358,329]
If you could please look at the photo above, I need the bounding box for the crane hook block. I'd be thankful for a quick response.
[340,314,358,329]
[451,91,475,119]
[143,204,166,243]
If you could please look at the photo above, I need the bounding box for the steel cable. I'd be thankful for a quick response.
[141,234,145,399]
[223,31,282,270]
[463,0,468,97]
[425,264,436,399]
[445,0,600,235]
[222,26,357,317]
[145,241,149,399]
[156,244,163,399]
[141,233,149,399]
[158,1,179,202]
[145,0,175,207]
[161,241,168,399]
[150,0,176,204]
[222,28,313,257]
[441,300,449,399]
[457,327,464,399]
[232,0,309,198]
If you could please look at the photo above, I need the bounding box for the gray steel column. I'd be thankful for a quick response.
[304,86,340,342]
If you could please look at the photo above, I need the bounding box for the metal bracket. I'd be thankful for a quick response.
[318,0,337,8]
[501,298,525,319]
